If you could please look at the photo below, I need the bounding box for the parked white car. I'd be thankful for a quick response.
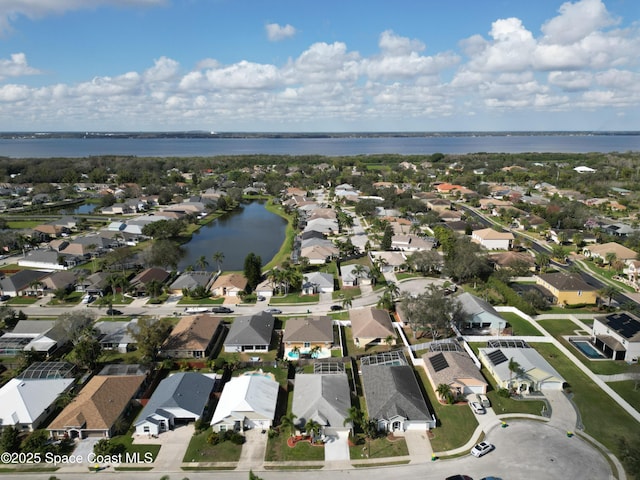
[471,441,495,457]
[477,393,491,408]
[470,401,486,414]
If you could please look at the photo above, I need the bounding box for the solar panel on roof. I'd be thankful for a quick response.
[429,353,449,372]
[606,313,640,339]
[487,349,508,365]
[487,339,530,349]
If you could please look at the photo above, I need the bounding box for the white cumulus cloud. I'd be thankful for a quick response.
[265,23,297,42]
[0,53,41,80]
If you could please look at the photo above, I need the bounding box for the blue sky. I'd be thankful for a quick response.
[0,0,638,131]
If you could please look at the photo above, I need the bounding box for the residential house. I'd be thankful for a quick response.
[471,228,514,250]
[301,271,335,295]
[0,269,51,297]
[300,243,339,265]
[361,355,435,432]
[292,371,352,437]
[350,307,396,347]
[168,271,213,295]
[134,372,216,436]
[341,264,372,287]
[95,319,140,353]
[223,312,275,353]
[592,312,640,362]
[583,242,637,264]
[17,250,68,271]
[488,251,536,272]
[0,320,69,356]
[161,314,225,359]
[48,366,147,439]
[255,279,276,299]
[391,234,435,252]
[457,292,507,334]
[129,268,170,296]
[283,316,333,359]
[426,198,452,212]
[422,343,488,399]
[210,373,279,432]
[41,271,78,295]
[209,273,248,297]
[535,272,598,306]
[0,377,74,432]
[478,346,565,393]
[75,272,110,296]
[369,251,407,273]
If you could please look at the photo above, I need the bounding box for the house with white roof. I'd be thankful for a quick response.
[210,373,279,432]
[0,377,74,432]
[471,228,514,250]
[478,345,565,393]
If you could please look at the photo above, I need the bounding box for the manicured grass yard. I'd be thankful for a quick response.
[607,380,640,413]
[183,429,243,463]
[109,430,160,462]
[265,433,325,462]
[499,312,543,336]
[532,343,639,467]
[415,367,478,452]
[270,293,319,304]
[349,435,408,460]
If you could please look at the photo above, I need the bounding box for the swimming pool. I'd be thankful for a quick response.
[570,339,606,359]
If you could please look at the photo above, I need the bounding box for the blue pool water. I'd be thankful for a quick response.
[570,340,605,359]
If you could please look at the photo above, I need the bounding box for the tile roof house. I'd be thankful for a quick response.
[350,307,396,347]
[210,373,279,432]
[160,314,225,359]
[292,372,352,437]
[283,316,333,359]
[422,344,488,398]
[48,369,147,439]
[535,272,598,306]
[592,312,640,362]
[478,346,565,393]
[361,362,435,432]
[223,312,275,353]
[0,377,74,432]
[134,372,216,436]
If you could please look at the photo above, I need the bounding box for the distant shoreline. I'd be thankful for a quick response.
[1,130,639,140]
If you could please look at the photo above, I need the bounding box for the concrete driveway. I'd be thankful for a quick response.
[145,424,194,471]
[236,428,268,471]
[324,430,350,462]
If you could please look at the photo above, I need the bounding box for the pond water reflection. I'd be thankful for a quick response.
[178,200,287,272]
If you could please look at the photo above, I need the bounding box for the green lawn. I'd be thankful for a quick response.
[177,297,225,305]
[349,435,409,460]
[414,367,478,452]
[607,380,640,413]
[537,319,587,337]
[332,288,361,300]
[6,296,38,305]
[265,433,325,462]
[532,342,639,468]
[183,429,243,463]
[263,202,296,271]
[498,312,543,336]
[269,294,319,304]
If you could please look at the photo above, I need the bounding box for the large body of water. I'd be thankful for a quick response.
[177,201,287,272]
[0,134,638,158]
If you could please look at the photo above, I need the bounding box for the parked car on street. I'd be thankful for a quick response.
[211,306,233,314]
[264,308,282,314]
[330,305,342,311]
[106,309,123,315]
[471,441,495,457]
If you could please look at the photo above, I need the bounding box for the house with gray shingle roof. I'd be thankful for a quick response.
[456,292,507,335]
[134,372,216,436]
[361,361,435,432]
[168,271,213,294]
[292,372,352,437]
[283,316,333,359]
[223,312,275,353]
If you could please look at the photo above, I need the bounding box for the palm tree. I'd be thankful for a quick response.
[304,419,322,442]
[436,383,453,404]
[212,251,225,272]
[341,296,353,311]
[147,279,163,299]
[598,285,620,307]
[343,406,364,432]
[384,335,395,349]
[196,255,209,271]
[309,345,322,359]
[384,280,400,299]
[508,357,523,388]
[605,252,617,269]
[280,412,298,437]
